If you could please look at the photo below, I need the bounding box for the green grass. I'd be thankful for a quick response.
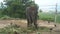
[0,24,51,34]
[0,25,27,34]
[38,12,60,23]
[56,14,60,23]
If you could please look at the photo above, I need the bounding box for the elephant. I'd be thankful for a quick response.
[26,5,39,29]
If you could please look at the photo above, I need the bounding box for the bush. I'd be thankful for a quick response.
[0,15,11,20]
[0,24,38,34]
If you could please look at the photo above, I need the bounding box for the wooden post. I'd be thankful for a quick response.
[55,3,57,23]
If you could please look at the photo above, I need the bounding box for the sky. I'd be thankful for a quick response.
[0,0,60,12]
[0,0,3,2]
[35,0,60,12]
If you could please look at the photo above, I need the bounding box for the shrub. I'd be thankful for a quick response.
[0,15,11,20]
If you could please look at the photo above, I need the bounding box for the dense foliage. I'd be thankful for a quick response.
[0,0,38,19]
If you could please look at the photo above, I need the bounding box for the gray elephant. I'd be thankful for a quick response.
[26,4,39,29]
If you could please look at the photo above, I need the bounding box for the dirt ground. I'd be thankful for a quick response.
[0,19,60,34]
[0,20,55,28]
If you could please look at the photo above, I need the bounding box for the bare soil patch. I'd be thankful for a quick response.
[0,20,60,34]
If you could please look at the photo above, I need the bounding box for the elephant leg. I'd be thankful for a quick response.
[27,15,32,27]
[27,18,30,27]
[33,15,38,29]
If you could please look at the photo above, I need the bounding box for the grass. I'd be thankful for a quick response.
[38,12,60,23]
[0,24,38,34]
[0,24,27,34]
[0,24,51,34]
[56,14,60,23]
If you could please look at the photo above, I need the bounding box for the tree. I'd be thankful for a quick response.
[39,9,43,13]
[3,0,34,18]
[0,2,4,9]
[0,2,5,17]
